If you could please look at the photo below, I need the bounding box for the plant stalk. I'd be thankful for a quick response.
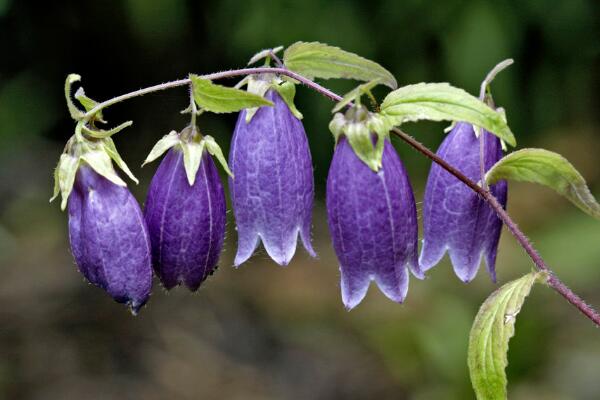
[80,66,600,327]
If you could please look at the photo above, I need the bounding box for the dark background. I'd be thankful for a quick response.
[1,0,599,399]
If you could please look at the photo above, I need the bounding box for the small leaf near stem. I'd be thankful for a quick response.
[477,59,514,190]
[190,75,273,113]
[65,74,84,120]
[247,46,284,66]
[486,148,600,219]
[468,271,543,400]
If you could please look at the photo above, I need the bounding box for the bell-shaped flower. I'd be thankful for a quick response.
[419,122,507,282]
[229,80,315,266]
[67,165,153,313]
[143,128,228,290]
[326,105,423,310]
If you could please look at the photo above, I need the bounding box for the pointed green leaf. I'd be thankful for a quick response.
[380,83,516,146]
[190,75,273,114]
[103,137,138,184]
[82,120,133,139]
[247,45,284,65]
[203,135,233,178]
[50,165,60,203]
[81,150,127,187]
[283,41,397,89]
[74,87,105,122]
[486,148,600,219]
[272,80,303,120]
[468,272,542,400]
[332,79,381,113]
[65,74,84,120]
[52,153,80,210]
[143,130,180,166]
[180,140,205,186]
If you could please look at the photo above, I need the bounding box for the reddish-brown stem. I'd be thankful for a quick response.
[392,127,600,326]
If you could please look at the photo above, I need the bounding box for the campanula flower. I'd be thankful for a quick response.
[229,89,315,266]
[327,106,423,309]
[419,122,507,282]
[144,128,227,290]
[68,165,153,313]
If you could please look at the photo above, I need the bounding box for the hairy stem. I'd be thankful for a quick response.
[83,67,339,121]
[80,66,600,326]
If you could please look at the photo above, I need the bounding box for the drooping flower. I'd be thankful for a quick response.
[68,165,153,313]
[419,122,507,282]
[143,128,227,291]
[229,86,315,266]
[326,106,423,310]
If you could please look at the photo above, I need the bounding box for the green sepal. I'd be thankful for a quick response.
[332,79,381,113]
[82,120,133,139]
[65,74,84,121]
[50,153,80,210]
[203,135,233,178]
[486,148,600,219]
[74,87,105,123]
[329,106,388,171]
[242,75,303,123]
[180,134,206,186]
[247,46,284,65]
[103,137,138,184]
[283,41,397,89]
[380,82,516,147]
[468,271,544,400]
[80,149,127,188]
[272,80,303,120]
[190,75,273,114]
[142,130,180,166]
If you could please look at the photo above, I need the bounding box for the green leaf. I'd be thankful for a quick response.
[332,79,381,113]
[283,41,397,89]
[380,83,516,146]
[82,120,133,139]
[486,148,600,219]
[180,138,205,186]
[74,87,105,122]
[203,135,233,178]
[103,137,138,184]
[272,80,303,120]
[80,150,127,188]
[329,109,386,172]
[142,130,180,166]
[468,271,542,400]
[190,75,273,114]
[247,45,284,65]
[51,153,80,211]
[65,74,84,120]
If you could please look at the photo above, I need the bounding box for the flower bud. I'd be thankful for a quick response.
[68,165,153,314]
[327,134,423,310]
[420,122,507,282]
[229,89,315,266]
[144,137,226,291]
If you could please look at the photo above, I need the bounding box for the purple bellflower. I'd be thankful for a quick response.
[68,165,153,313]
[419,122,507,282]
[326,106,423,310]
[229,88,315,266]
[144,129,227,291]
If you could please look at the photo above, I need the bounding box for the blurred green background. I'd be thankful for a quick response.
[1,0,599,399]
